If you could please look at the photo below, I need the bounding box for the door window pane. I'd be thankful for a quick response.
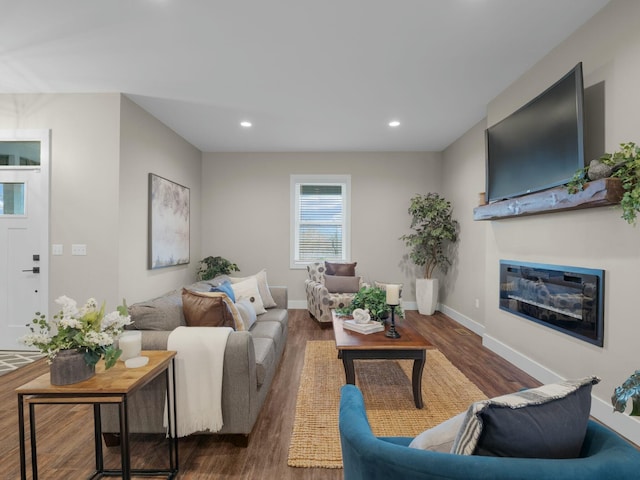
[0,183,25,215]
[0,141,41,166]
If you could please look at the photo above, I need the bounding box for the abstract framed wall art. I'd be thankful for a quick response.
[148,173,190,269]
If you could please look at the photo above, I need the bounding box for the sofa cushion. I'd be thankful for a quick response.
[409,412,466,452]
[325,261,357,276]
[324,274,361,293]
[181,289,237,329]
[231,277,267,315]
[230,269,277,308]
[452,376,600,458]
[256,307,288,329]
[128,291,185,331]
[250,321,283,352]
[252,336,275,386]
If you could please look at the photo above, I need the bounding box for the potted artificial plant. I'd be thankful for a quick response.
[196,256,239,281]
[335,286,404,322]
[612,370,640,416]
[400,193,458,315]
[567,142,640,225]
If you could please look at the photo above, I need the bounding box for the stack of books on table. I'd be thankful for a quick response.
[342,319,384,335]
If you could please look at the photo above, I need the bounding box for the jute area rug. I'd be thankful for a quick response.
[287,340,487,469]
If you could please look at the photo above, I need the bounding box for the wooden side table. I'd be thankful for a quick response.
[16,350,178,480]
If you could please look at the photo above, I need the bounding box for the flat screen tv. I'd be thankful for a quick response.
[486,63,585,203]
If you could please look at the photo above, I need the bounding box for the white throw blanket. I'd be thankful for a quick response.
[164,326,232,437]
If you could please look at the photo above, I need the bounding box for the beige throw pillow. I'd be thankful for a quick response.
[230,277,267,315]
[230,269,277,308]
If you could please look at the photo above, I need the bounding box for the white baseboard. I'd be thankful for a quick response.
[288,300,307,309]
[438,303,485,336]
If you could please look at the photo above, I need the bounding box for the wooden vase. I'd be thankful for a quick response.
[49,349,95,385]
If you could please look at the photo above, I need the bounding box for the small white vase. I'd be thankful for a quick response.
[416,278,438,315]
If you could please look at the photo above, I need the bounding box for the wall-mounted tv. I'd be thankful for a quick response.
[486,63,585,203]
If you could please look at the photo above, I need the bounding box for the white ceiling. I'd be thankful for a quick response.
[0,0,610,152]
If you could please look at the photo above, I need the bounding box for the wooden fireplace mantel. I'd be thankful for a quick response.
[473,177,623,221]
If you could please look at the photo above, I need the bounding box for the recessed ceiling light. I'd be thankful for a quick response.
[388,120,400,127]
[240,121,252,128]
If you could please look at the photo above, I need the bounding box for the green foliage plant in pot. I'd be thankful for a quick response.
[400,193,459,316]
[197,256,239,281]
[335,286,404,322]
[612,370,640,416]
[567,142,640,225]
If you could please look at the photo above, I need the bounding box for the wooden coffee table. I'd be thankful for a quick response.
[332,310,434,408]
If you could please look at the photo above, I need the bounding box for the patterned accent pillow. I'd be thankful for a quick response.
[325,261,357,276]
[452,376,600,458]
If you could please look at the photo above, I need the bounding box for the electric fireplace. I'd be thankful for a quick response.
[499,260,604,347]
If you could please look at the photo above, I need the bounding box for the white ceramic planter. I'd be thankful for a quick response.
[416,278,438,315]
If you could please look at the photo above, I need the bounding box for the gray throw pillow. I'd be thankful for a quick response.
[324,274,361,293]
[452,376,600,458]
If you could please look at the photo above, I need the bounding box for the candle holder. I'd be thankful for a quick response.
[385,304,401,338]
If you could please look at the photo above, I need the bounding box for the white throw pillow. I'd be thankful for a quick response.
[231,277,267,315]
[230,269,277,309]
[408,412,466,453]
[235,298,257,330]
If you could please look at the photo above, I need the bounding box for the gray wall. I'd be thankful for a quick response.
[200,151,442,306]
[0,94,121,314]
[440,119,487,333]
[440,0,640,444]
[0,93,202,313]
[118,96,202,303]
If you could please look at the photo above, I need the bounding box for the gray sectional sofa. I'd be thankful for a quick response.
[100,279,288,443]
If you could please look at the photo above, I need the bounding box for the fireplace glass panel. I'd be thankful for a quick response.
[499,260,604,347]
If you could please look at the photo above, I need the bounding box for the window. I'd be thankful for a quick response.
[0,141,41,167]
[290,175,351,268]
[0,183,25,215]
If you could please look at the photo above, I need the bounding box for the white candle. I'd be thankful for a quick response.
[386,284,400,305]
[119,331,141,361]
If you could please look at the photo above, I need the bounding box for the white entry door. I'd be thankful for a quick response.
[0,130,50,350]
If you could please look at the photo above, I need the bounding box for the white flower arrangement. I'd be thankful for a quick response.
[21,296,132,369]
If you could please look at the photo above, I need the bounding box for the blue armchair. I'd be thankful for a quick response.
[339,384,640,480]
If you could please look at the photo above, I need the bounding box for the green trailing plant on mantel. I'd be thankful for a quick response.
[612,370,640,416]
[335,286,404,322]
[196,256,239,281]
[399,193,459,279]
[567,142,640,225]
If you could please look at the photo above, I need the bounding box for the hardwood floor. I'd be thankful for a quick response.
[1,309,539,479]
